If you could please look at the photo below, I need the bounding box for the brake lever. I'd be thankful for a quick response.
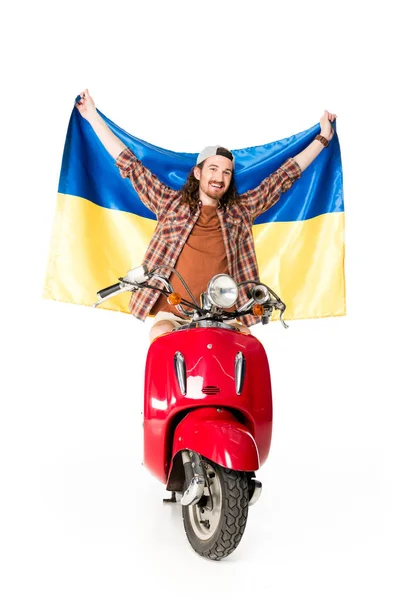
[260,300,288,328]
[279,310,289,329]
[275,301,289,328]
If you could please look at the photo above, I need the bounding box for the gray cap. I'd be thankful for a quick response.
[196,145,235,168]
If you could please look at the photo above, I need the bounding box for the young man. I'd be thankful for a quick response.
[76,89,336,341]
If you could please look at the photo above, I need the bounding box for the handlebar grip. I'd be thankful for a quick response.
[97,283,121,298]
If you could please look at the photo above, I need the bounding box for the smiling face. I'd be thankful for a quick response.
[194,155,234,204]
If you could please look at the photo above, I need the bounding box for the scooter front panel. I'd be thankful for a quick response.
[143,327,273,483]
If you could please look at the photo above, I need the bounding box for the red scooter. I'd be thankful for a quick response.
[94,265,288,560]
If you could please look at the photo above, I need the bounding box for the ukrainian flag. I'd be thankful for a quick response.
[43,106,345,321]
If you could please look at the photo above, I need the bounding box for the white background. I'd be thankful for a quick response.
[1,1,399,598]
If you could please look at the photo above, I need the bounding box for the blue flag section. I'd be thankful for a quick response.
[44,107,345,321]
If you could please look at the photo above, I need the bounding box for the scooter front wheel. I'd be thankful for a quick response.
[182,459,249,561]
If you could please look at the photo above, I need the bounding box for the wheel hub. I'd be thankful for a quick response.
[187,465,222,541]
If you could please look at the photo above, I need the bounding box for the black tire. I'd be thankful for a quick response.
[182,459,249,561]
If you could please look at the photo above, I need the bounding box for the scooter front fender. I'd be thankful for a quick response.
[171,407,260,472]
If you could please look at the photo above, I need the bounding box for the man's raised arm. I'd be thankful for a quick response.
[293,110,337,172]
[75,89,126,159]
[75,88,176,216]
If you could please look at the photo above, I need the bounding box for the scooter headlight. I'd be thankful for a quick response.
[207,274,238,309]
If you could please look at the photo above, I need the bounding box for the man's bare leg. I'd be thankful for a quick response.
[149,320,175,342]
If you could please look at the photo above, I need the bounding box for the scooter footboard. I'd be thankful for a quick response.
[171,407,260,472]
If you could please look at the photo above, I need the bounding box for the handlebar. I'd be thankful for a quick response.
[96,283,123,299]
[93,265,288,327]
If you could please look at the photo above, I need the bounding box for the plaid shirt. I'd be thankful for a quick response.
[116,148,302,326]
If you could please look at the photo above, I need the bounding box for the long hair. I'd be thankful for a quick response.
[180,162,239,212]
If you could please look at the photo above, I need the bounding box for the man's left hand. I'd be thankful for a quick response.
[320,110,337,141]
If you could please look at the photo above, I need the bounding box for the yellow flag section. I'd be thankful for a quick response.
[254,212,345,320]
[44,193,156,313]
[44,193,345,321]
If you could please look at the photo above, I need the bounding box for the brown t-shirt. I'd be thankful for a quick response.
[151,205,229,317]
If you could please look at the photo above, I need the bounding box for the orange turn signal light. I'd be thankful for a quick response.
[167,292,182,306]
[252,303,264,316]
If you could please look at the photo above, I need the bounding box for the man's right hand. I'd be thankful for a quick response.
[75,89,97,122]
[73,88,126,159]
